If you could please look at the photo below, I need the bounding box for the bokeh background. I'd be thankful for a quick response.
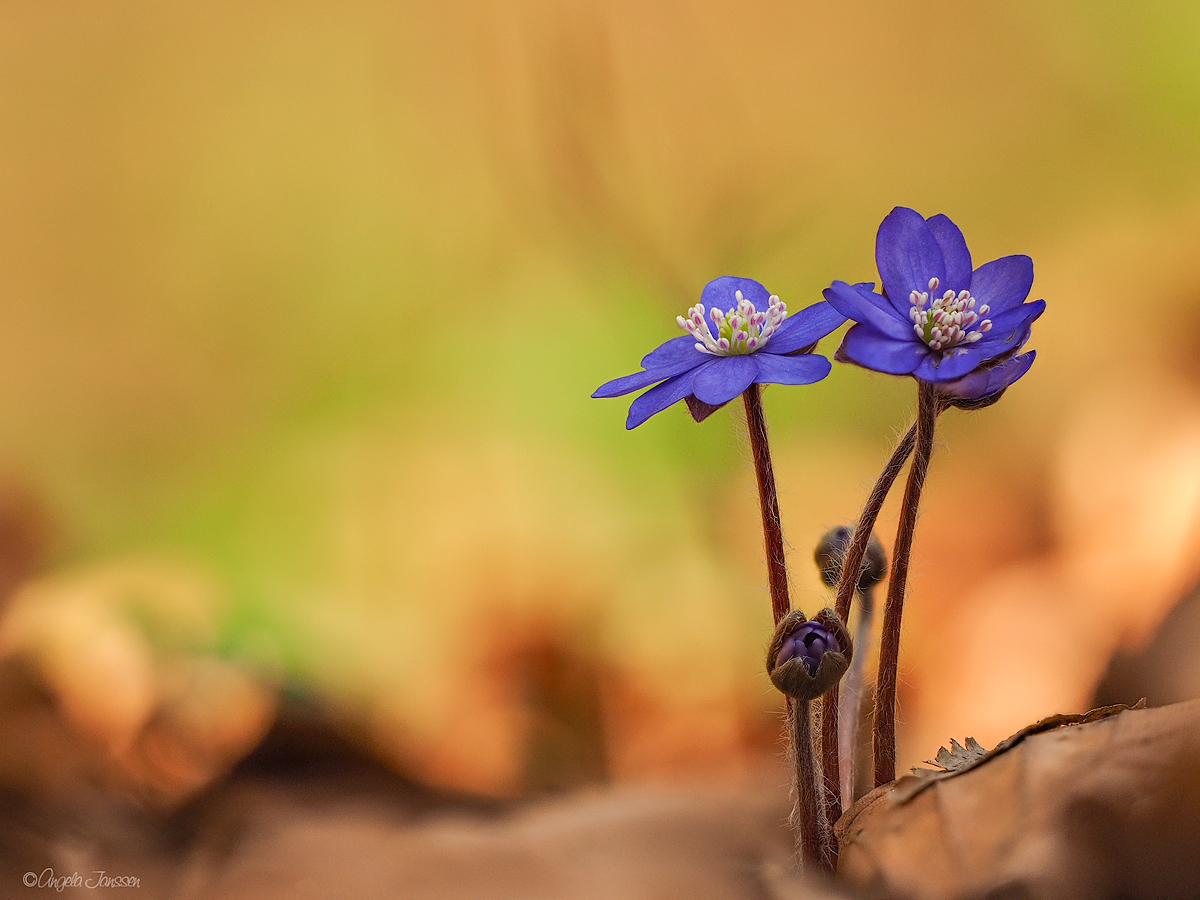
[2,0,1200,803]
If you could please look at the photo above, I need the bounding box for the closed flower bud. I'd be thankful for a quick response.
[766,608,852,700]
[775,621,840,675]
[814,526,888,593]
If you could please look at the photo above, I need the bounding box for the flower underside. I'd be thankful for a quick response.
[909,277,993,353]
[678,290,787,356]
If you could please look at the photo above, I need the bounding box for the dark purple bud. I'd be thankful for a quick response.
[766,608,852,700]
[774,621,840,675]
[814,526,888,593]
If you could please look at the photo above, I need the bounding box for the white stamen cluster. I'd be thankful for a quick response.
[909,277,992,352]
[677,290,787,356]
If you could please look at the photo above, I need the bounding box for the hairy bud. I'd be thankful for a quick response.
[766,608,852,700]
[814,526,888,593]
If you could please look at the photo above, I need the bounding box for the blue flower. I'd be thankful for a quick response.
[593,276,846,429]
[823,208,1044,400]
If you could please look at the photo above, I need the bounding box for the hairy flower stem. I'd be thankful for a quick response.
[818,422,918,823]
[742,384,791,628]
[832,422,920,624]
[788,699,829,871]
[874,382,940,787]
[743,386,832,872]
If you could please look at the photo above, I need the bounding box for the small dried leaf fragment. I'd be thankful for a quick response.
[914,736,988,775]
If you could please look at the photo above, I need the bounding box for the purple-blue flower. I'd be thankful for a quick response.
[823,208,1044,401]
[593,276,846,429]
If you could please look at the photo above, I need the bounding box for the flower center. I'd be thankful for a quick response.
[908,277,992,352]
[677,290,788,356]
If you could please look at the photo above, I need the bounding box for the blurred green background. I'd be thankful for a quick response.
[3,0,1200,795]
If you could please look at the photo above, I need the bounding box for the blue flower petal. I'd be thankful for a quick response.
[766,300,847,354]
[973,299,1045,356]
[701,276,771,315]
[626,365,709,429]
[822,281,914,341]
[876,207,946,317]
[913,346,988,382]
[593,365,680,399]
[596,338,715,398]
[975,324,1032,360]
[926,214,972,294]
[641,335,707,369]
[939,351,1036,401]
[753,352,832,385]
[969,255,1034,316]
[836,323,926,374]
[692,355,760,405]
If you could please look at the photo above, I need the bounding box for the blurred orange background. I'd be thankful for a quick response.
[1,0,1199,799]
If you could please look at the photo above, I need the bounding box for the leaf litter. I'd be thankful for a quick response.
[836,699,1200,900]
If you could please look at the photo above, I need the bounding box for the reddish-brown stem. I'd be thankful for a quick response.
[818,420,920,821]
[788,699,831,872]
[743,384,790,626]
[744,386,835,869]
[873,382,939,787]
[819,689,843,844]
[834,422,919,623]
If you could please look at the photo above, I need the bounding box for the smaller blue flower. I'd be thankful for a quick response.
[823,208,1044,400]
[593,276,846,429]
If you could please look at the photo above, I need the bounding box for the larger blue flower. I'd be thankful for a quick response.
[823,208,1044,400]
[593,276,846,429]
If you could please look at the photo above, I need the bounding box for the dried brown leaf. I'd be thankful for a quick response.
[836,699,1200,900]
[894,700,1143,803]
